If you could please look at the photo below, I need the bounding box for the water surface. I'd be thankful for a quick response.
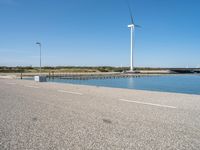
[46,75,200,95]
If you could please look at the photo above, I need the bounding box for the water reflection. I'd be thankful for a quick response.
[127,77,135,88]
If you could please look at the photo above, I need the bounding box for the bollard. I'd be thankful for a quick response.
[52,71,54,79]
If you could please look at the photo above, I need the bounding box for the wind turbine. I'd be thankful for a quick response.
[127,1,140,72]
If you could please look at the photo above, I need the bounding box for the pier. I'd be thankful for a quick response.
[46,72,162,80]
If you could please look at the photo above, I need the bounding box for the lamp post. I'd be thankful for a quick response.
[36,42,42,75]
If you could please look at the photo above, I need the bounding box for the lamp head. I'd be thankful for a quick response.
[36,42,41,46]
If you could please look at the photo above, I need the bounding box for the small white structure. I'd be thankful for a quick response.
[34,76,47,82]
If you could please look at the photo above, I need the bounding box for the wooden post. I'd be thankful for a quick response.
[52,71,54,79]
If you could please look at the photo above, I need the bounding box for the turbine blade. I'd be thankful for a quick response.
[135,25,142,28]
[125,0,135,25]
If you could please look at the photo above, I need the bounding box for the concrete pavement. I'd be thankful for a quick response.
[0,79,200,149]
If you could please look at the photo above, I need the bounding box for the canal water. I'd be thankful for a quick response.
[46,75,200,95]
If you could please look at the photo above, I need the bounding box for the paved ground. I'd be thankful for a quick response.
[0,79,200,150]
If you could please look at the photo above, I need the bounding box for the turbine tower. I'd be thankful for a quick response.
[127,1,140,72]
[128,23,134,72]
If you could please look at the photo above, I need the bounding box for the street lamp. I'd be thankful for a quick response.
[36,42,42,75]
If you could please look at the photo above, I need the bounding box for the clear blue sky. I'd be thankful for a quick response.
[0,0,200,67]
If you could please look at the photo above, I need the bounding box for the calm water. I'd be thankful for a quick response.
[45,75,200,95]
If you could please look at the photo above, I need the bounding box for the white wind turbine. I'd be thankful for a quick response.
[127,1,141,72]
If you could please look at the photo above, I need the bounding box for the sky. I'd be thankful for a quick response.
[0,0,200,68]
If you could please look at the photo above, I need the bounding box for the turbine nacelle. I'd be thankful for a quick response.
[128,24,134,28]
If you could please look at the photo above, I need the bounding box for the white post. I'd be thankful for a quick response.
[128,24,134,72]
[130,26,133,71]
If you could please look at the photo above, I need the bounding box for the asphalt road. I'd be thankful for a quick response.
[0,79,200,150]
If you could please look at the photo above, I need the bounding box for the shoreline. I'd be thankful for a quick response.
[0,74,200,96]
[0,72,199,79]
[1,77,200,97]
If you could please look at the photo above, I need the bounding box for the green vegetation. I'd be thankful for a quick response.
[0,66,27,73]
[0,66,129,73]
[1,66,197,73]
